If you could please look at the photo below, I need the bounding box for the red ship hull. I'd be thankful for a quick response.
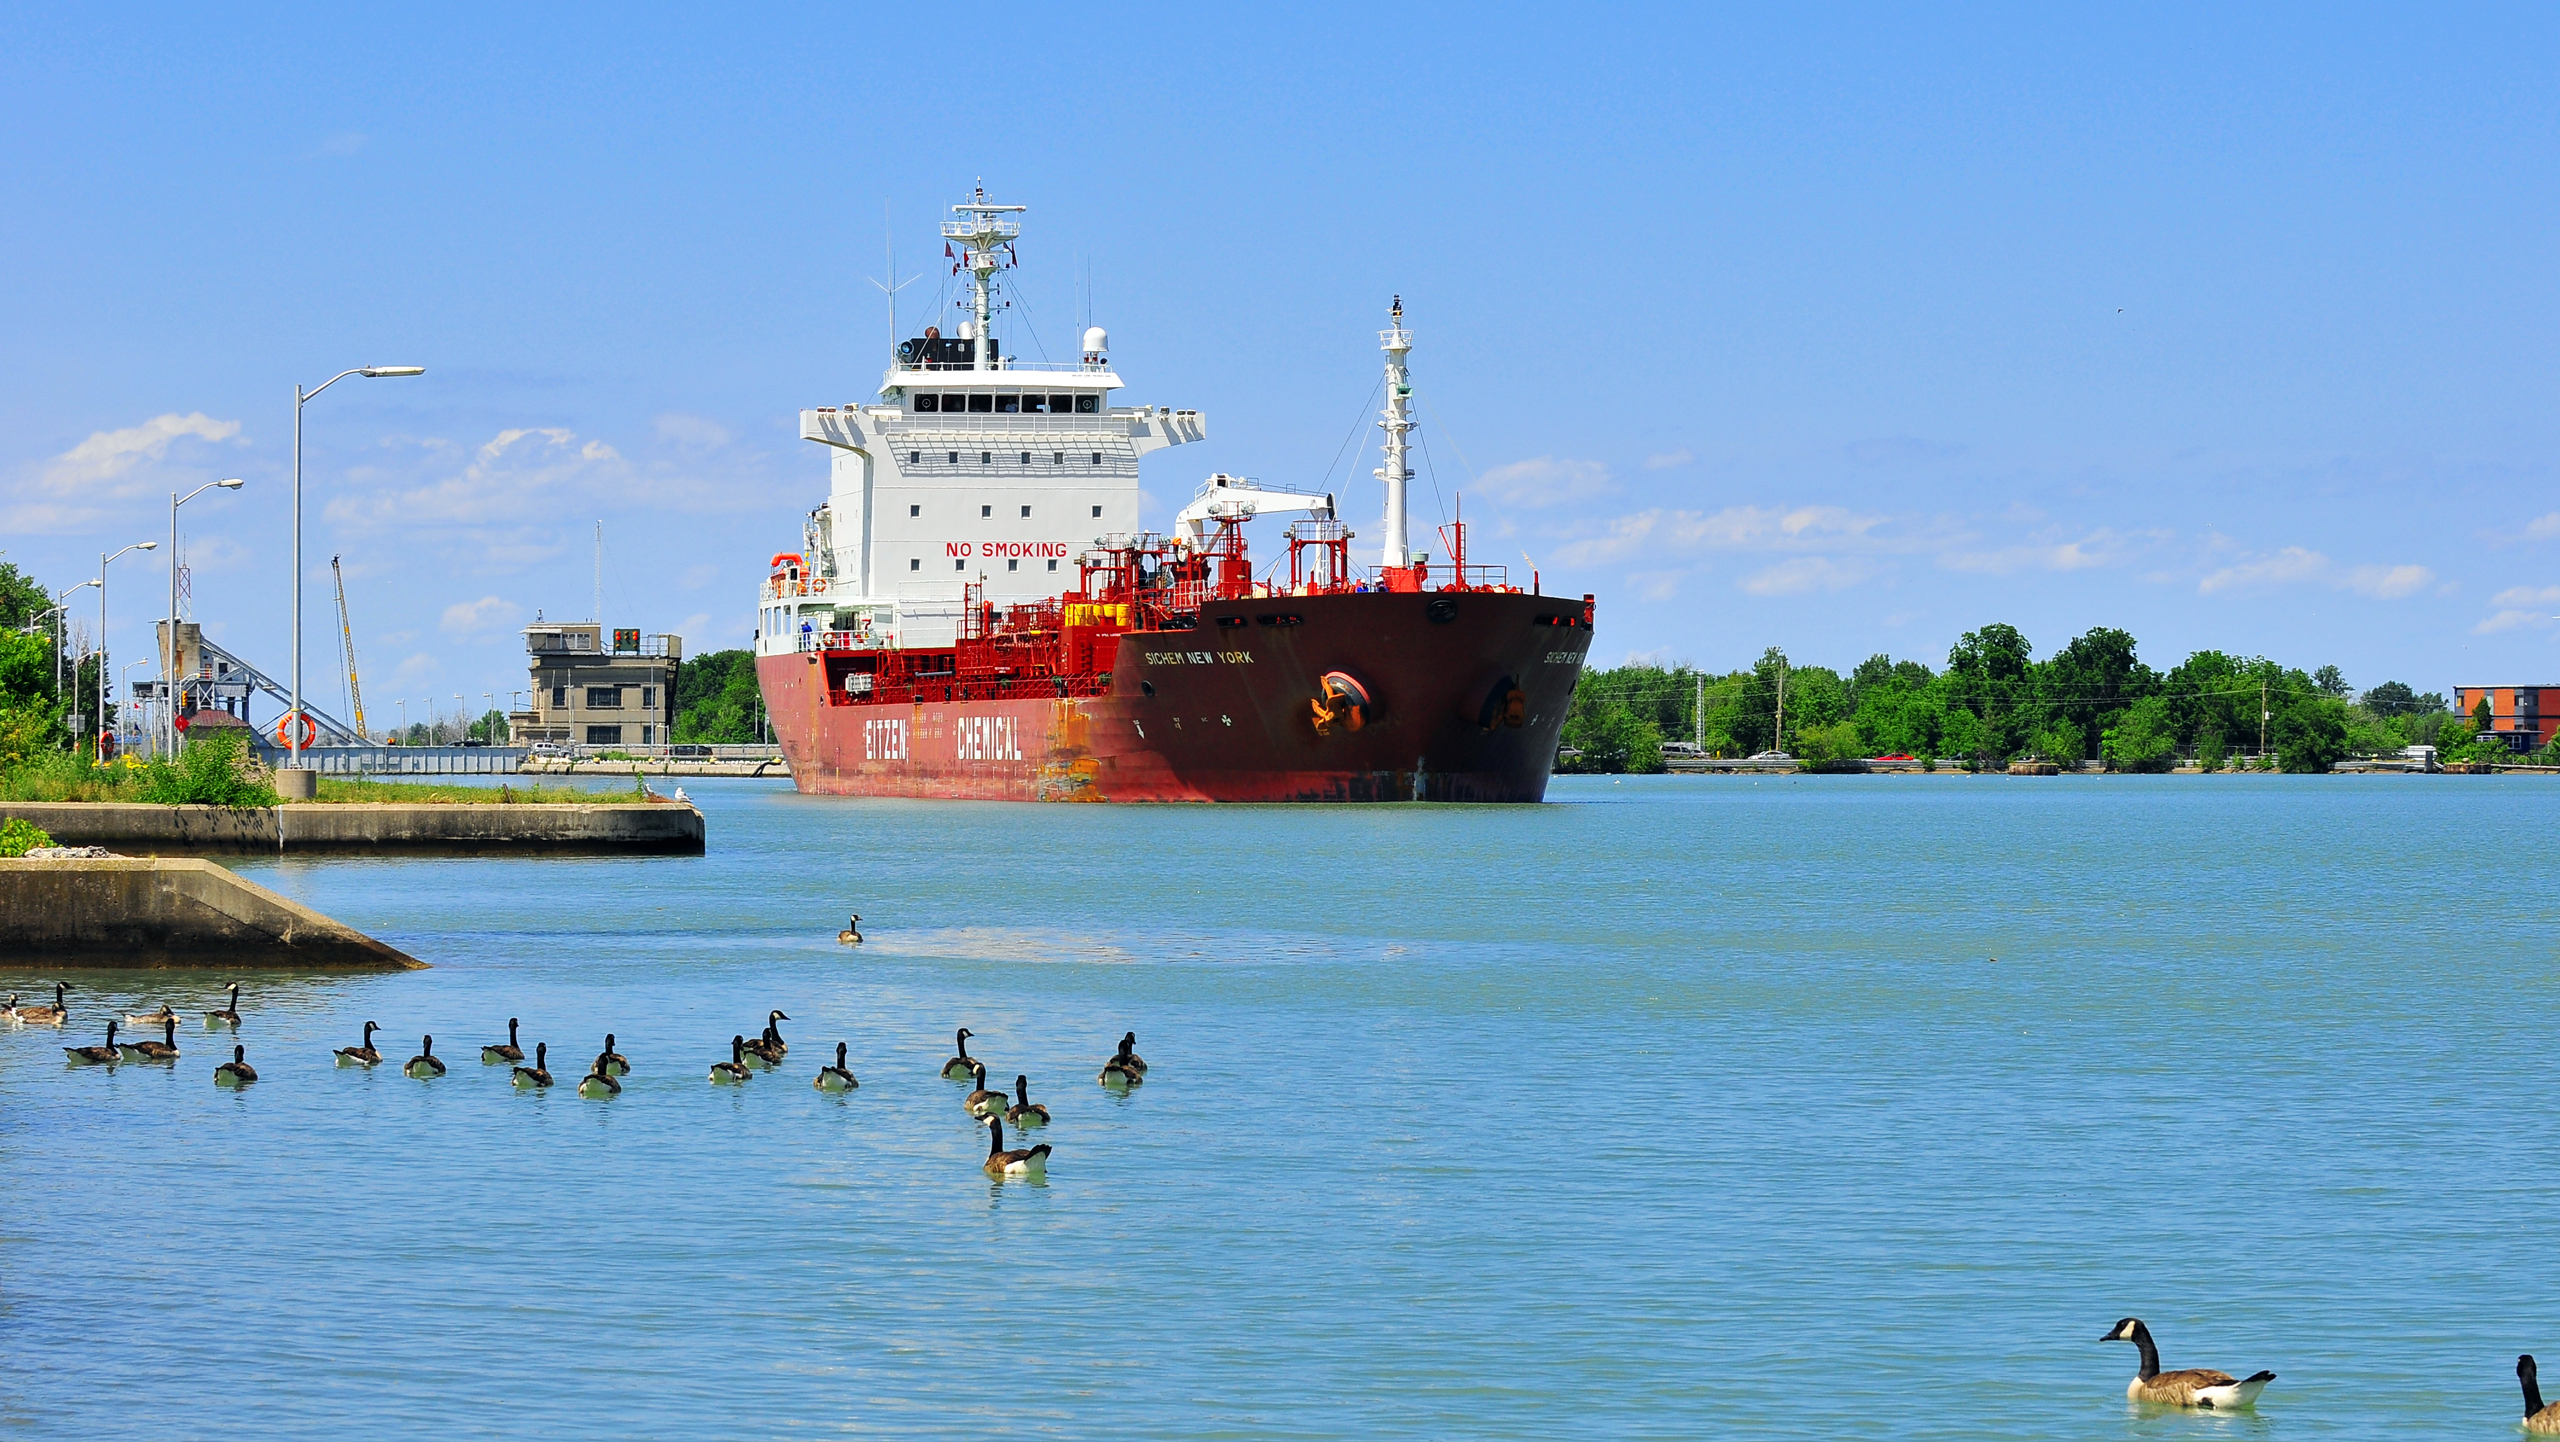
[758,590,1590,802]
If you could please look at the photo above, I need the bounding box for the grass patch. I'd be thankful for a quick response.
[0,749,153,802]
[312,776,617,805]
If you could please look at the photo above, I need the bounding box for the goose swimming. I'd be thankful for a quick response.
[981,1114,1051,1179]
[482,1018,525,1065]
[2522,1355,2560,1433]
[205,983,241,1029]
[1098,1036,1143,1090]
[335,1020,383,1067]
[941,1028,978,1080]
[65,1020,120,1066]
[814,1042,858,1092]
[15,982,68,1027]
[838,914,862,945]
[513,1042,554,1089]
[1005,1074,1049,1129]
[577,1050,621,1098]
[403,1035,446,1079]
[964,1061,1007,1119]
[124,1002,178,1028]
[2100,1318,2273,1408]
[1116,1031,1148,1075]
[710,1035,754,1084]
[122,1017,181,1062]
[600,1034,629,1076]
[213,1044,257,1087]
[743,1011,789,1066]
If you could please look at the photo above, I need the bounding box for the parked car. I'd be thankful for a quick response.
[1873,752,1916,761]
[670,744,712,758]
[1747,750,1793,761]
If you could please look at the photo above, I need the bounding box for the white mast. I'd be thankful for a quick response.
[1374,296,1413,568]
[942,184,1024,373]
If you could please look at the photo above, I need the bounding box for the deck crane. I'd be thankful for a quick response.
[330,555,368,742]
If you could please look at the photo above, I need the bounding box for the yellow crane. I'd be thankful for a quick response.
[331,555,368,741]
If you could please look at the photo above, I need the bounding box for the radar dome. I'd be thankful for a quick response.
[1083,326,1109,355]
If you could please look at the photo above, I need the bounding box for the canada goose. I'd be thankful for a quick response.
[15,982,68,1027]
[65,1020,120,1066]
[941,1028,977,1079]
[1099,1040,1142,1089]
[1005,1074,1049,1128]
[213,1044,256,1087]
[124,1002,178,1028]
[710,1035,754,1084]
[2100,1318,2273,1408]
[600,1034,629,1076]
[2521,1355,2560,1433]
[743,1011,789,1066]
[122,1017,181,1062]
[206,983,241,1029]
[965,1061,1007,1119]
[335,1020,383,1067]
[838,914,862,945]
[1117,1031,1149,1075]
[1,992,14,1024]
[981,1114,1051,1178]
[814,1042,857,1091]
[403,1035,446,1079]
[512,1042,554,1089]
[577,1051,621,1098]
[481,1018,524,1065]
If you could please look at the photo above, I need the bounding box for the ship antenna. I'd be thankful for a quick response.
[868,200,918,367]
[1375,295,1414,570]
[943,184,1026,374]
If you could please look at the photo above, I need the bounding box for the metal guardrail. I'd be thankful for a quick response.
[245,743,527,775]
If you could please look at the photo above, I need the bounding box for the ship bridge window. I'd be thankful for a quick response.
[1019,451,1031,465]
[966,393,993,414]
[947,451,958,464]
[1048,559,1058,572]
[910,558,920,571]
[1090,452,1102,464]
[995,394,1020,414]
[914,394,939,413]
[1007,559,1019,572]
[981,505,992,517]
[1075,394,1100,414]
[909,504,920,517]
[1091,505,1102,518]
[1020,505,1031,518]
[1021,394,1045,414]
[1053,451,1065,465]
[908,451,919,464]
[955,559,966,571]
[980,451,992,464]
[1051,395,1074,413]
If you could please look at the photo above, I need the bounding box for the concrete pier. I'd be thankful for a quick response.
[0,802,705,856]
[0,857,423,969]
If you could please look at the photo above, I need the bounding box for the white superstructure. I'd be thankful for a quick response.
[765,187,1206,653]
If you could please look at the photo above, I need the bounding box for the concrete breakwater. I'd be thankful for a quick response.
[0,857,423,968]
[0,802,704,856]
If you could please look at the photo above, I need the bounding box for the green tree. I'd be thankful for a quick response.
[2042,627,2155,761]
[674,649,766,744]
[1561,701,1663,773]
[2101,695,2178,772]
[2473,694,2495,731]
[1944,623,2041,760]
[2272,697,2350,772]
[2313,665,2349,698]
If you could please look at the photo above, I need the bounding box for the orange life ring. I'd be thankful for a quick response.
[275,711,319,749]
[809,577,828,593]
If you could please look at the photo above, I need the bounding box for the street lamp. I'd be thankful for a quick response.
[291,366,423,778]
[168,478,245,757]
[97,541,157,758]
[39,583,95,727]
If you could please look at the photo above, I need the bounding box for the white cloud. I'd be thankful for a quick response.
[2198,546,2329,595]
[655,413,734,450]
[2347,564,2435,600]
[2476,585,2560,634]
[1941,529,2131,575]
[1625,570,1684,602]
[674,612,715,646]
[1741,557,1871,596]
[439,595,521,637]
[1642,449,1694,471]
[45,412,242,488]
[2524,514,2560,541]
[1474,455,1613,508]
[386,652,443,690]
[2491,585,2560,607]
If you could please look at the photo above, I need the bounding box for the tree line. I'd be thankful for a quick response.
[1557,622,2510,774]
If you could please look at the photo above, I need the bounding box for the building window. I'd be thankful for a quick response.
[552,685,567,708]
[979,451,991,465]
[1091,505,1102,518]
[1075,395,1099,414]
[981,504,992,517]
[1047,559,1058,572]
[1091,452,1102,464]
[641,686,655,710]
[1020,504,1031,518]
[914,395,938,413]
[910,558,921,571]
[642,725,654,745]
[1007,559,1019,572]
[994,394,1019,414]
[587,687,622,709]
[585,725,623,745]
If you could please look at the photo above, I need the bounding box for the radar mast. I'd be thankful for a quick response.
[942,185,1025,373]
[1374,296,1413,568]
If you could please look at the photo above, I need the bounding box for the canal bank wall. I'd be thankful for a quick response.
[0,857,424,969]
[0,802,704,855]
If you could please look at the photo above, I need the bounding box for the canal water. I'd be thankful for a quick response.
[4,774,2556,1438]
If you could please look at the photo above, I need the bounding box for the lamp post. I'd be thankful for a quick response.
[168,478,245,758]
[40,585,93,727]
[291,366,423,780]
[96,541,158,758]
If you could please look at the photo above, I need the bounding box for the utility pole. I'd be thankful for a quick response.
[1694,672,1705,751]
[1774,660,1788,753]
[2260,678,2270,764]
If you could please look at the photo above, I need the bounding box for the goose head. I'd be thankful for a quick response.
[232,1044,246,1065]
[604,1032,618,1052]
[105,1020,119,1045]
[835,1042,848,1066]
[508,1018,520,1042]
[2099,1318,2147,1343]
[955,1027,972,1053]
[362,1020,378,1044]
[972,1060,988,1086]
[534,1042,547,1069]
[731,1034,746,1064]
[421,1035,434,1055]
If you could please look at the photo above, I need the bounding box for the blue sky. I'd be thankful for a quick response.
[5,6,2558,724]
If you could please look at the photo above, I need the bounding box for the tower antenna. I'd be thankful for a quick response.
[943,185,1026,373]
[867,200,917,364]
